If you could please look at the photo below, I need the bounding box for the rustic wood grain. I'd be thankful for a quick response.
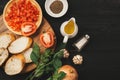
[0,15,56,73]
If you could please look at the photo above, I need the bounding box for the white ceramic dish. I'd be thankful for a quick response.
[45,0,68,18]
[60,17,78,43]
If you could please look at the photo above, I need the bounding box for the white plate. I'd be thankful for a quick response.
[45,0,68,18]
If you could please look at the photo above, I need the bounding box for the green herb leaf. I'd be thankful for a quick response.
[30,43,40,65]
[53,50,64,59]
[35,69,44,77]
[53,58,62,70]
[26,43,66,80]
[33,43,40,54]
[47,77,52,80]
[40,49,52,63]
[47,70,66,80]
[44,49,52,56]
[45,66,54,73]
[57,71,66,80]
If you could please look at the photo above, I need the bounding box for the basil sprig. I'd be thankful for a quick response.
[25,43,66,80]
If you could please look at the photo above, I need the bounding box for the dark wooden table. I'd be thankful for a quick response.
[0,0,120,80]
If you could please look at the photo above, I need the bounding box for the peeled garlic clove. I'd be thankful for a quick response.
[72,55,83,65]
[63,49,69,58]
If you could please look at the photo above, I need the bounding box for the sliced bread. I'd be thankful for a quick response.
[22,63,36,73]
[8,36,32,54]
[0,48,9,66]
[5,54,25,75]
[0,33,15,48]
[23,48,33,63]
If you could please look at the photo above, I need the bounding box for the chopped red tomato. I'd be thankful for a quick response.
[5,0,39,32]
[21,22,37,36]
[40,32,54,48]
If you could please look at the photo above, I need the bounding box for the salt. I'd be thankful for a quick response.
[73,34,90,52]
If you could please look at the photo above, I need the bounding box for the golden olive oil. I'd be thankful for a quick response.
[64,20,75,34]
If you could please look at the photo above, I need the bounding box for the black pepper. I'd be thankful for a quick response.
[50,0,63,14]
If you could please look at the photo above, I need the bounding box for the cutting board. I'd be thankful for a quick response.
[0,15,56,73]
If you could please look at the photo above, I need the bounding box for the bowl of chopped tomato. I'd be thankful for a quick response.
[3,0,42,36]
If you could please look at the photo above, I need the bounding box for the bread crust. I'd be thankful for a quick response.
[21,63,36,73]
[5,54,25,75]
[0,48,9,66]
[8,36,32,54]
[0,33,15,48]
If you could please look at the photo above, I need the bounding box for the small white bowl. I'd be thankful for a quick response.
[45,0,68,18]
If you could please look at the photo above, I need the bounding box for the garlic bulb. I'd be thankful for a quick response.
[72,55,83,65]
[63,49,69,58]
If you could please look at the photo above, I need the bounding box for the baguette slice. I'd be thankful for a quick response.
[8,36,32,54]
[5,54,25,75]
[0,33,15,48]
[23,48,33,63]
[22,63,36,73]
[0,48,9,66]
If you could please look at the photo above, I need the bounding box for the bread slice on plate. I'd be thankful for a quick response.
[22,48,33,63]
[0,48,9,66]
[0,33,15,48]
[8,36,32,54]
[5,54,25,75]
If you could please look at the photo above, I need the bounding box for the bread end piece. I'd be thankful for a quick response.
[5,54,25,75]
[0,33,15,48]
[0,48,9,66]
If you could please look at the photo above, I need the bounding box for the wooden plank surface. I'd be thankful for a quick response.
[0,15,56,73]
[0,15,55,52]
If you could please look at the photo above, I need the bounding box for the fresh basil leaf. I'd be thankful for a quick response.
[30,43,40,64]
[53,50,64,59]
[33,43,40,58]
[37,63,45,69]
[34,63,45,77]
[35,69,44,77]
[47,77,53,80]
[44,49,52,57]
[57,71,66,80]
[27,43,66,80]
[30,52,39,64]
[45,66,54,73]
[53,58,62,70]
[52,71,66,80]
[47,71,66,80]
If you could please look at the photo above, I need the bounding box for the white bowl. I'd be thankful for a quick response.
[45,0,68,18]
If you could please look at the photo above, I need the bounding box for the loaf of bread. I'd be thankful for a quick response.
[8,36,32,54]
[5,54,25,75]
[0,48,9,66]
[0,33,15,48]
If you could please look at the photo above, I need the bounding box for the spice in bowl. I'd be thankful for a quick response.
[50,0,63,14]
[45,0,68,18]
